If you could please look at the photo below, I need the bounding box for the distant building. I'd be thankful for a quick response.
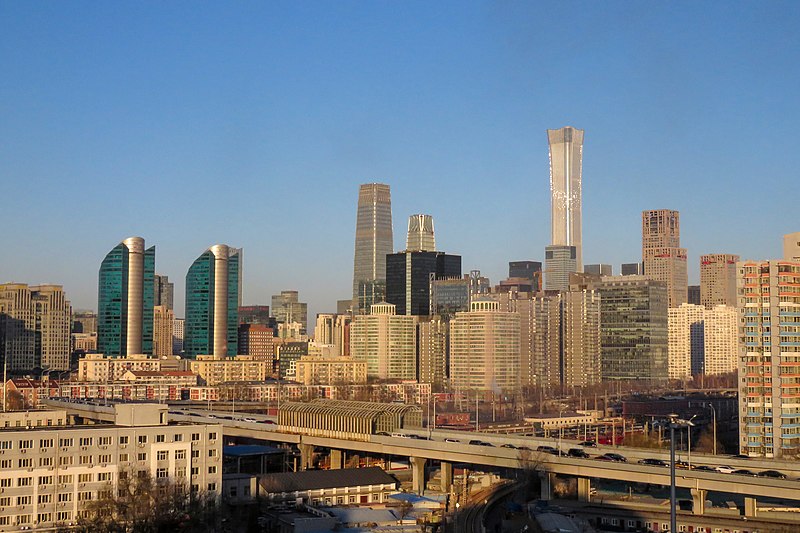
[449,298,520,394]
[620,262,643,276]
[336,299,352,315]
[737,259,800,458]
[275,341,308,379]
[185,244,240,359]
[704,305,737,376]
[295,355,367,385]
[187,355,270,385]
[385,251,461,316]
[98,236,155,357]
[785,232,800,261]
[700,254,739,308]
[544,245,577,291]
[561,288,601,387]
[238,324,275,362]
[271,290,308,335]
[352,183,393,314]
[72,332,98,353]
[548,126,584,271]
[277,321,305,341]
[584,264,612,276]
[172,318,184,355]
[154,274,174,310]
[668,304,705,380]
[314,314,336,344]
[153,305,175,358]
[417,316,447,387]
[72,311,97,334]
[406,214,436,252]
[350,303,417,380]
[469,270,491,296]
[78,353,163,382]
[430,276,470,318]
[589,276,669,382]
[238,305,272,326]
[642,209,688,307]
[0,283,72,371]
[509,261,542,281]
[687,285,701,305]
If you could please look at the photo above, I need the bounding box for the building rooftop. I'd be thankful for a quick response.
[260,467,396,493]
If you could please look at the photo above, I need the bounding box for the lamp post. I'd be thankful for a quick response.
[669,414,695,533]
[706,403,718,455]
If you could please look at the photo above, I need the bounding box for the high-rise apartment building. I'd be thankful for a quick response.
[737,259,800,458]
[349,303,417,380]
[688,285,701,305]
[668,303,705,380]
[561,288,601,387]
[0,284,71,371]
[703,304,737,376]
[238,323,275,362]
[621,263,643,276]
[449,298,520,394]
[784,232,800,261]
[154,274,174,310]
[700,254,739,308]
[406,214,436,252]
[271,291,308,335]
[353,183,393,314]
[544,245,577,291]
[152,305,174,357]
[172,317,184,355]
[184,244,240,359]
[314,314,336,344]
[72,311,97,334]
[98,237,155,357]
[584,264,612,277]
[548,126,584,271]
[417,316,447,387]
[589,276,669,382]
[386,251,461,316]
[642,209,688,307]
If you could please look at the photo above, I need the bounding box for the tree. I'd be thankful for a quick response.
[4,390,25,411]
[693,426,724,455]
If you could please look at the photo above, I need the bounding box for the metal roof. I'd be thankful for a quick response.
[260,467,396,493]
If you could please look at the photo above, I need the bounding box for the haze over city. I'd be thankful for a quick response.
[2,3,798,318]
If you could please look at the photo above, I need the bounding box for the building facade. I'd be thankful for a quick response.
[561,289,601,387]
[352,183,393,314]
[349,303,417,380]
[620,263,643,276]
[385,251,461,316]
[185,244,240,359]
[700,254,739,308]
[449,299,520,394]
[642,210,688,307]
[153,305,174,358]
[785,232,800,261]
[97,237,155,357]
[584,264,612,277]
[703,305,737,376]
[0,284,72,372]
[417,316,447,388]
[271,291,308,335]
[737,259,800,457]
[548,126,584,271]
[172,318,184,355]
[187,355,270,386]
[544,245,577,292]
[237,324,275,361]
[405,214,436,252]
[668,304,705,380]
[295,355,367,385]
[154,274,174,310]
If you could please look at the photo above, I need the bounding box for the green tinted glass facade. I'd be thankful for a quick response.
[184,249,239,358]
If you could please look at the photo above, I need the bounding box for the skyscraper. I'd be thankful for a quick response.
[509,261,542,281]
[271,290,308,335]
[700,254,739,308]
[98,237,155,357]
[386,251,461,316]
[0,284,71,371]
[152,305,174,357]
[544,245,577,292]
[154,274,174,311]
[642,209,688,307]
[352,183,393,314]
[621,263,643,276]
[668,303,705,379]
[184,244,240,359]
[548,126,584,271]
[584,264,612,277]
[406,214,436,252]
[349,303,417,380]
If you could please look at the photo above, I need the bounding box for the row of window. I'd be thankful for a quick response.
[0,432,216,450]
[0,512,73,526]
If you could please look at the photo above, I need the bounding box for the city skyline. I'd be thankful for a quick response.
[2,3,799,321]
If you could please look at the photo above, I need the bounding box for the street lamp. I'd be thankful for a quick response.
[669,414,695,533]
[705,403,717,455]
[687,414,697,470]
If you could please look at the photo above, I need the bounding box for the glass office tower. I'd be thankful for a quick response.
[97,237,155,357]
[185,244,240,359]
[352,183,393,314]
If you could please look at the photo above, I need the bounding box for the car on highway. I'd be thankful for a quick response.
[638,458,668,467]
[501,443,518,449]
[444,438,460,443]
[715,465,736,474]
[579,441,598,447]
[241,417,257,423]
[732,469,757,476]
[675,461,690,469]
[757,470,787,479]
[469,439,494,447]
[567,448,590,458]
[694,465,715,472]
[596,453,627,462]
[730,454,750,460]
[537,446,558,455]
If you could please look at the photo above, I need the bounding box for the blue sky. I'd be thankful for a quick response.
[1,1,799,319]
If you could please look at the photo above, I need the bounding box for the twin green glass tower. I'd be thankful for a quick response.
[98,238,239,358]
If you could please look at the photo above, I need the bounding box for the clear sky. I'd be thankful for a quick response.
[2,1,799,320]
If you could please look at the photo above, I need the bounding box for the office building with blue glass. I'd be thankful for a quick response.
[185,244,240,359]
[97,237,155,357]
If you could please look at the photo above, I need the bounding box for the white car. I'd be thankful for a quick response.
[241,417,257,423]
[715,465,736,474]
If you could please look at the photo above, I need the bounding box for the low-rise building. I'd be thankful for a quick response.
[259,467,397,506]
[186,355,270,386]
[119,370,198,386]
[77,353,165,382]
[295,355,367,385]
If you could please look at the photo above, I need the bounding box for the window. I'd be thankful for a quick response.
[137,453,147,461]
[0,497,9,506]
[229,486,237,497]
[78,473,92,483]
[208,466,216,474]
[79,437,92,447]
[37,513,52,524]
[191,450,199,458]
[38,457,52,467]
[39,438,53,448]
[191,467,198,476]
[18,439,33,450]
[98,436,112,446]
[99,454,111,464]
[177,467,186,478]
[119,436,129,445]
[57,511,71,522]
[0,517,8,526]
[78,491,93,501]
[17,495,32,505]
[0,460,9,469]
[156,434,165,443]
[17,515,31,525]
[98,472,112,482]
[157,451,168,461]
[208,449,217,457]
[38,476,53,486]
[18,458,32,468]
[58,475,73,484]
[156,468,168,479]
[174,434,183,442]
[175,450,186,460]
[0,440,11,450]
[18,477,32,487]
[209,432,217,440]
[0,478,11,488]
[59,437,73,447]
[191,484,199,493]
[59,456,73,466]
[58,493,72,502]
[120,453,129,462]
[207,483,216,491]
[79,455,93,465]
[191,433,200,441]
[38,494,52,504]
[138,435,147,444]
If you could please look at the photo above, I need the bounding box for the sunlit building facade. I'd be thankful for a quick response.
[352,183,393,314]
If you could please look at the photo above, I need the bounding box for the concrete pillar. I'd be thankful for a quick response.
[744,496,758,518]
[440,461,453,492]
[690,489,706,515]
[577,477,592,502]
[299,443,314,471]
[329,449,343,470]
[410,457,427,494]
[539,472,553,501]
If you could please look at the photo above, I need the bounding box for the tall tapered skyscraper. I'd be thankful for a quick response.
[352,183,393,314]
[548,126,584,271]
[406,214,435,252]
[98,236,155,357]
[185,244,240,359]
